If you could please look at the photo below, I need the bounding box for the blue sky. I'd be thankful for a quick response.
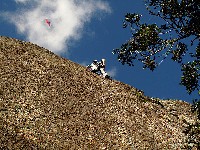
[0,0,198,103]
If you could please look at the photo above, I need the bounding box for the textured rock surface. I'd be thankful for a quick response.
[0,36,197,149]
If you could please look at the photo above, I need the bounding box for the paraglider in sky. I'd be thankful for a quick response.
[44,19,51,27]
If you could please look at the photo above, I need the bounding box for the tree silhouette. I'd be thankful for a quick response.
[113,0,199,100]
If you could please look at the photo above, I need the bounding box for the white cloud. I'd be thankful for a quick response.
[6,0,111,54]
[107,67,117,78]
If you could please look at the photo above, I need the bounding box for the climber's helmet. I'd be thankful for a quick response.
[93,60,98,64]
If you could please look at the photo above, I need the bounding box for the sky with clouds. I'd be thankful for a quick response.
[0,0,198,103]
[2,0,111,53]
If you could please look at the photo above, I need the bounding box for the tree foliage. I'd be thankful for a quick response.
[182,98,200,149]
[113,0,200,95]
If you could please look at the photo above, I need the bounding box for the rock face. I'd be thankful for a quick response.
[0,36,197,149]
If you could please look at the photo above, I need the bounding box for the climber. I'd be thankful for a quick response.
[87,59,110,79]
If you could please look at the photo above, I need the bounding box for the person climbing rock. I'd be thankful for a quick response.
[87,59,110,79]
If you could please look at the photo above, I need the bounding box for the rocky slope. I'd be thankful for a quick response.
[0,36,197,149]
